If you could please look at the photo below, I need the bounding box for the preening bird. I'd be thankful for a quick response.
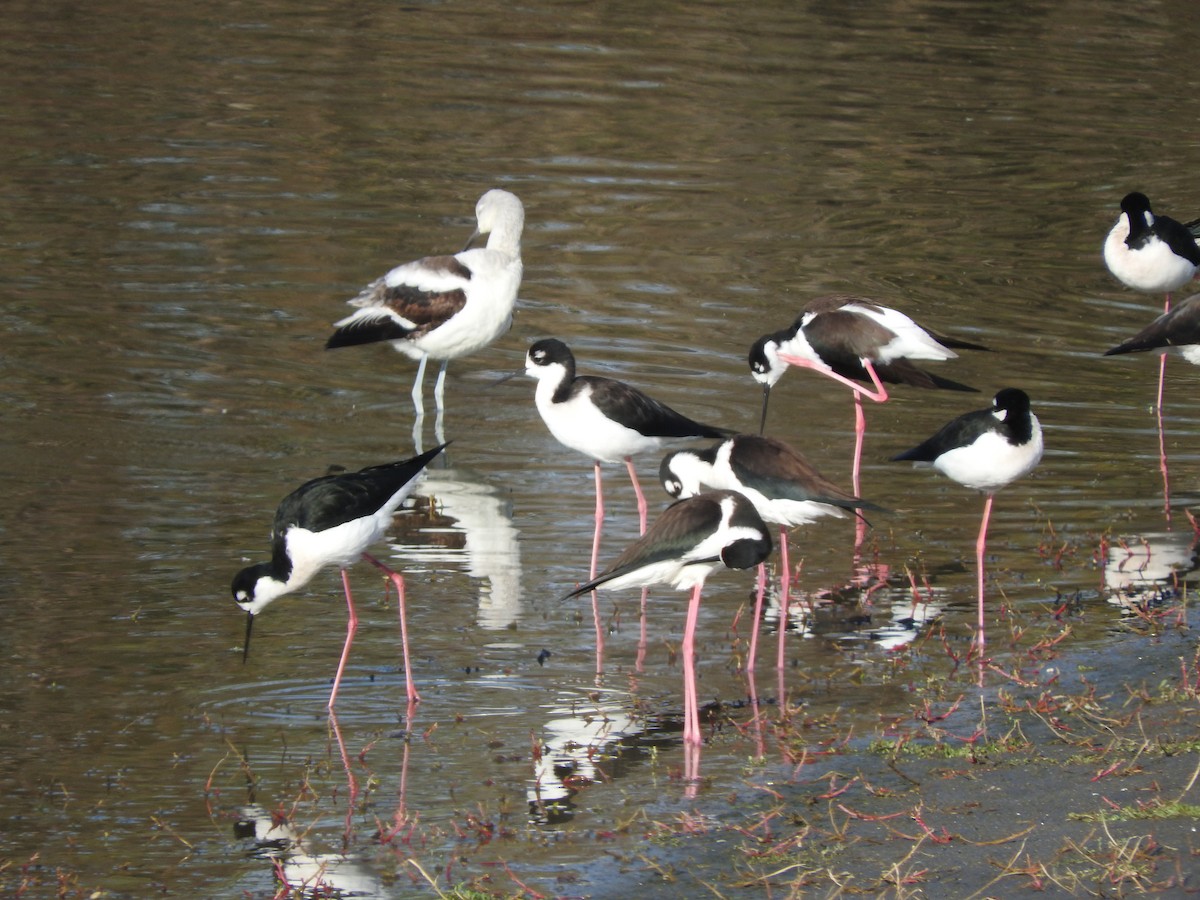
[561,491,772,745]
[326,190,524,417]
[661,433,879,670]
[750,295,985,494]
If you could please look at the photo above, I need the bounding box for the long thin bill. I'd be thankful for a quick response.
[460,228,482,252]
[242,612,254,664]
[758,384,771,435]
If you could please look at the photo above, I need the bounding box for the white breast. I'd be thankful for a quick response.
[535,381,663,463]
[933,417,1043,493]
[1104,218,1197,293]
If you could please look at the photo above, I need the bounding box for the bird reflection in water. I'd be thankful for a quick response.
[387,465,524,631]
[1103,531,1197,617]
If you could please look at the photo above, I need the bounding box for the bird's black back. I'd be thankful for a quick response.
[579,376,731,439]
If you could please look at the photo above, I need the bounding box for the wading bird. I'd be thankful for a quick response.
[561,491,772,746]
[232,444,447,709]
[661,433,878,671]
[326,190,524,419]
[891,389,1042,651]
[750,295,985,494]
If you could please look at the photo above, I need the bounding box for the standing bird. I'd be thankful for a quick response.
[525,337,731,557]
[1102,191,1200,411]
[891,389,1042,651]
[526,338,732,669]
[750,295,986,495]
[661,434,878,671]
[232,444,447,709]
[561,491,772,746]
[326,190,524,419]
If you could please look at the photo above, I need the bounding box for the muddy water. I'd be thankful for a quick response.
[3,0,1200,895]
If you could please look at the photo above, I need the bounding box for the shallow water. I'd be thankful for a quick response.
[3,0,1200,895]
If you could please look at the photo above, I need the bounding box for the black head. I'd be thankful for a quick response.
[231,562,271,610]
[527,338,574,370]
[720,534,772,570]
[1120,191,1152,219]
[992,387,1031,416]
[660,452,683,498]
[748,334,772,377]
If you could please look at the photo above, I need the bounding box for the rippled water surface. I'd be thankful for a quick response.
[4,0,1200,896]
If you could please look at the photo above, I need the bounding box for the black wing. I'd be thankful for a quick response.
[560,494,727,598]
[581,376,731,439]
[891,408,994,463]
[1105,296,1200,355]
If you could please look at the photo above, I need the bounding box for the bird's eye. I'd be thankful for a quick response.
[532,351,545,363]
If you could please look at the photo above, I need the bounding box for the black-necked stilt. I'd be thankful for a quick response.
[525,336,731,549]
[1105,291,1200,365]
[660,433,878,671]
[750,295,986,495]
[526,337,732,672]
[232,443,447,709]
[326,190,524,418]
[1103,192,1200,411]
[1103,192,1200,298]
[891,388,1042,651]
[561,491,772,746]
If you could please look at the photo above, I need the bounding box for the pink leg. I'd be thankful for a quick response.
[590,462,604,580]
[363,553,419,705]
[329,568,359,710]
[775,353,889,403]
[1158,293,1173,521]
[590,462,605,673]
[1158,398,1172,522]
[975,495,994,652]
[682,583,704,746]
[851,391,866,498]
[745,656,765,759]
[636,587,649,673]
[327,711,357,843]
[1156,293,1171,412]
[776,527,790,672]
[624,456,648,536]
[747,562,766,672]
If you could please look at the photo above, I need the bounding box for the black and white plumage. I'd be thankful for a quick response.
[561,491,772,746]
[1103,192,1200,413]
[232,443,447,708]
[525,336,730,552]
[661,433,879,671]
[525,337,733,675]
[891,389,1042,650]
[1105,291,1200,366]
[750,295,986,495]
[660,434,873,528]
[527,338,731,471]
[1103,192,1200,297]
[326,190,524,417]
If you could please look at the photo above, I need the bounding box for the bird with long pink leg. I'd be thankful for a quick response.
[1103,191,1200,413]
[1103,193,1200,519]
[233,444,447,712]
[525,338,731,670]
[890,389,1042,654]
[749,295,987,499]
[560,490,771,757]
[660,434,880,678]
